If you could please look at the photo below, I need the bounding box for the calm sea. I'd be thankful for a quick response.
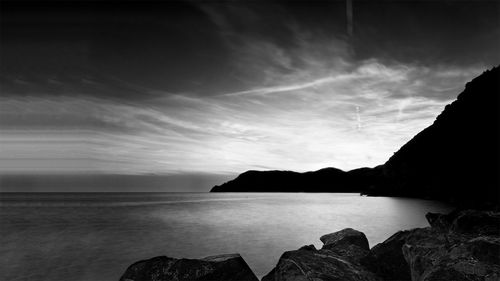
[0,192,452,281]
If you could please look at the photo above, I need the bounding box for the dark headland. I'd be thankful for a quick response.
[211,66,500,209]
[121,67,500,280]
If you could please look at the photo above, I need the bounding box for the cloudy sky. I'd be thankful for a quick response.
[1,0,499,190]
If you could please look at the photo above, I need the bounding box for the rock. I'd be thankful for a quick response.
[261,247,380,281]
[320,228,370,264]
[462,237,500,266]
[320,228,370,251]
[120,210,500,281]
[402,232,452,281]
[425,211,456,231]
[402,210,500,281]
[119,253,259,281]
[361,230,412,281]
[263,229,379,281]
[412,236,500,281]
[297,245,316,251]
[450,210,500,236]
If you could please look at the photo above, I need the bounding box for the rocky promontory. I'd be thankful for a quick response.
[120,209,500,281]
[210,167,384,193]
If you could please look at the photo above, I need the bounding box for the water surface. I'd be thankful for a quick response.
[0,192,452,281]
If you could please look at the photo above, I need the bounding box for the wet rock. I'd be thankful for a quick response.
[119,253,259,281]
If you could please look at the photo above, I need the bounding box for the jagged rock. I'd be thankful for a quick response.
[361,230,412,280]
[119,253,258,281]
[402,210,500,281]
[297,245,317,251]
[261,247,380,281]
[450,210,500,236]
[403,236,500,281]
[462,237,500,266]
[262,228,379,281]
[402,231,453,281]
[425,211,456,231]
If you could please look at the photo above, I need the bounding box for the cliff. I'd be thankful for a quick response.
[368,66,500,208]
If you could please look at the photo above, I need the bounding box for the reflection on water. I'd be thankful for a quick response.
[0,193,452,280]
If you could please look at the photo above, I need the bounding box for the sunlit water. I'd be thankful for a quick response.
[0,192,452,281]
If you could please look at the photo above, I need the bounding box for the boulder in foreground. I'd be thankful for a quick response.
[262,228,380,281]
[119,253,259,281]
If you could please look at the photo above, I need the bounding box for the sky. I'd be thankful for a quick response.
[1,0,499,191]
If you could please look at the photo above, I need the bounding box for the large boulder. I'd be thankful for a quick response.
[320,228,370,251]
[119,253,259,281]
[320,228,370,263]
[262,228,380,281]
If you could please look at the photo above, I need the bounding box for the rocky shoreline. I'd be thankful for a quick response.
[120,209,500,281]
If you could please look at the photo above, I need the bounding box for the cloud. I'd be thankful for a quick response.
[0,0,494,182]
[0,58,483,175]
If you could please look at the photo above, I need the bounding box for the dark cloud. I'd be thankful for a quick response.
[1,0,238,96]
[2,0,498,100]
[350,0,500,66]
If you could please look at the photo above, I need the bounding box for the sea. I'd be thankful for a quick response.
[0,192,452,281]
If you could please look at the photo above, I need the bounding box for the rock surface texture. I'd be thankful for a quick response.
[119,253,259,281]
[364,210,500,281]
[262,228,380,281]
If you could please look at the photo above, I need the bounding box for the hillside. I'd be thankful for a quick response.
[367,66,500,207]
